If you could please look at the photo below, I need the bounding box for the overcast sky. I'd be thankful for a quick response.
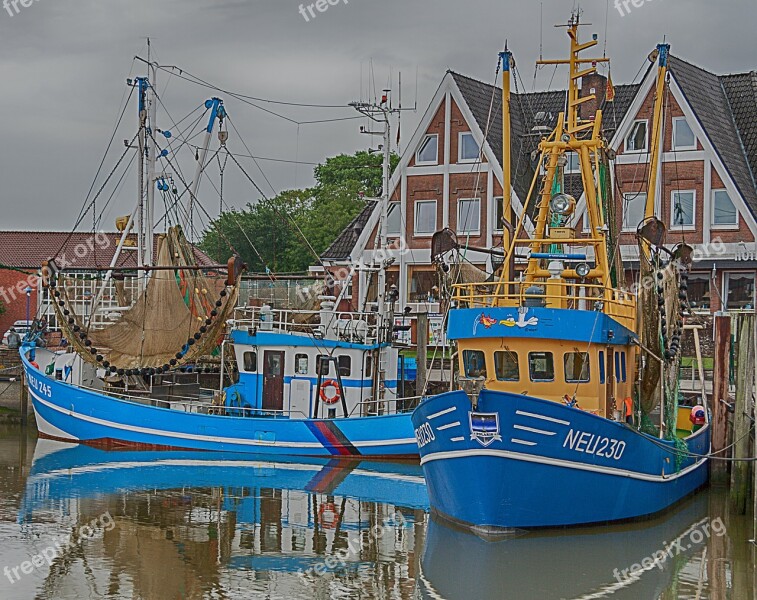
[0,0,754,233]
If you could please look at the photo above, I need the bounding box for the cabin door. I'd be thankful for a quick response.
[263,351,285,412]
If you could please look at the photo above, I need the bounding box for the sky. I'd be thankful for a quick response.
[0,0,755,233]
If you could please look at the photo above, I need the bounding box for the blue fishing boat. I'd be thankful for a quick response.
[412,15,710,531]
[21,57,416,458]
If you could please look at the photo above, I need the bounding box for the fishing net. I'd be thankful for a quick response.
[49,226,241,371]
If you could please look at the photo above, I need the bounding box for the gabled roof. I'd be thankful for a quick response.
[321,202,377,261]
[451,71,639,213]
[720,70,757,196]
[668,56,757,218]
[0,231,215,271]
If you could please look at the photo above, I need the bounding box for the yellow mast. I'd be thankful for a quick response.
[500,48,513,280]
[644,44,671,225]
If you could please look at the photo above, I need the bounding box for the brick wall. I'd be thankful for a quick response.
[0,269,39,337]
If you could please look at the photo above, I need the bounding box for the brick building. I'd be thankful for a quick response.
[322,53,757,317]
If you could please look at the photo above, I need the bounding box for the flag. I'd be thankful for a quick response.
[606,72,616,102]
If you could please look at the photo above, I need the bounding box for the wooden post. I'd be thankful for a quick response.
[730,313,754,513]
[417,312,429,398]
[20,372,28,427]
[711,314,731,480]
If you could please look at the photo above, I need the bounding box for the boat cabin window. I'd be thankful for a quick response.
[564,352,590,383]
[295,354,309,375]
[365,354,373,377]
[463,350,487,378]
[338,356,352,377]
[528,352,554,382]
[494,350,519,381]
[316,355,331,376]
[243,351,257,372]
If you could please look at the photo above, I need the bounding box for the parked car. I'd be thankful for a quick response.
[2,320,35,346]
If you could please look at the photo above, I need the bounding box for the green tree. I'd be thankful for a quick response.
[200,150,398,274]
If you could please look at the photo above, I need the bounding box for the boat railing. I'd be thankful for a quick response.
[348,395,423,417]
[452,281,637,330]
[230,306,382,344]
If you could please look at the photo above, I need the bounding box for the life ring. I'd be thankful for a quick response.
[320,380,341,405]
[319,502,340,529]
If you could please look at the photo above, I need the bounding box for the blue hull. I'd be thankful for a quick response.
[412,389,710,529]
[22,353,416,458]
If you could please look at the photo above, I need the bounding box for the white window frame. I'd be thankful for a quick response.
[670,190,696,231]
[414,200,437,237]
[625,120,649,154]
[493,196,504,233]
[565,152,581,174]
[458,132,480,163]
[622,192,647,232]
[415,134,439,166]
[672,116,697,151]
[386,201,402,236]
[456,198,481,236]
[723,272,756,311]
[711,189,739,229]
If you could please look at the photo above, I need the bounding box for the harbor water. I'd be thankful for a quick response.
[1,426,755,600]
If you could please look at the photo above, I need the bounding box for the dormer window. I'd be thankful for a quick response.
[416,134,439,165]
[625,120,648,153]
[458,132,479,162]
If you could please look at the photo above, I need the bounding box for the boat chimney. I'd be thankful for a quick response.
[259,304,274,331]
[318,296,337,339]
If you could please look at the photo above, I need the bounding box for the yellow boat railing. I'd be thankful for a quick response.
[452,281,637,331]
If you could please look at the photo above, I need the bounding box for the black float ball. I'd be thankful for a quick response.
[84,340,92,347]
[220,289,227,297]
[79,332,87,340]
[215,300,223,307]
[175,352,183,359]
[109,366,117,373]
[210,310,218,317]
[170,359,177,366]
[58,301,65,307]
[53,290,61,297]
[125,369,132,377]
[90,348,97,355]
[102,361,110,368]
[205,318,212,325]
[199,326,207,334]
[117,369,125,376]
[193,333,201,340]
[163,364,170,372]
[68,318,75,325]
[187,338,195,346]
[96,355,103,362]
[72,325,80,332]
[63,309,70,316]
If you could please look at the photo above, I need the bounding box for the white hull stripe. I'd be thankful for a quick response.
[450,437,465,442]
[515,410,570,426]
[436,421,461,431]
[511,439,537,447]
[513,424,556,436]
[427,407,456,420]
[30,391,415,450]
[419,447,707,483]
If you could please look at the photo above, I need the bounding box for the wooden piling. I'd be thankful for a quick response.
[20,372,28,427]
[730,313,754,513]
[711,314,731,480]
[417,312,429,398]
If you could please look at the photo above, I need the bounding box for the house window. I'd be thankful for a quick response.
[458,132,479,162]
[416,134,439,165]
[626,120,648,152]
[494,350,519,381]
[622,192,647,232]
[295,354,309,375]
[414,200,437,236]
[338,356,351,377]
[671,190,696,229]
[494,196,505,232]
[713,190,738,226]
[672,117,697,150]
[687,274,711,311]
[457,198,481,235]
[463,350,487,378]
[724,273,756,310]
[243,351,257,372]
[529,352,555,382]
[409,269,439,303]
[565,152,581,174]
[316,355,331,376]
[387,202,401,235]
[564,352,590,383]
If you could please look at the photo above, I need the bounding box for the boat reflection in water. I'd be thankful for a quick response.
[418,492,715,600]
[19,440,428,599]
